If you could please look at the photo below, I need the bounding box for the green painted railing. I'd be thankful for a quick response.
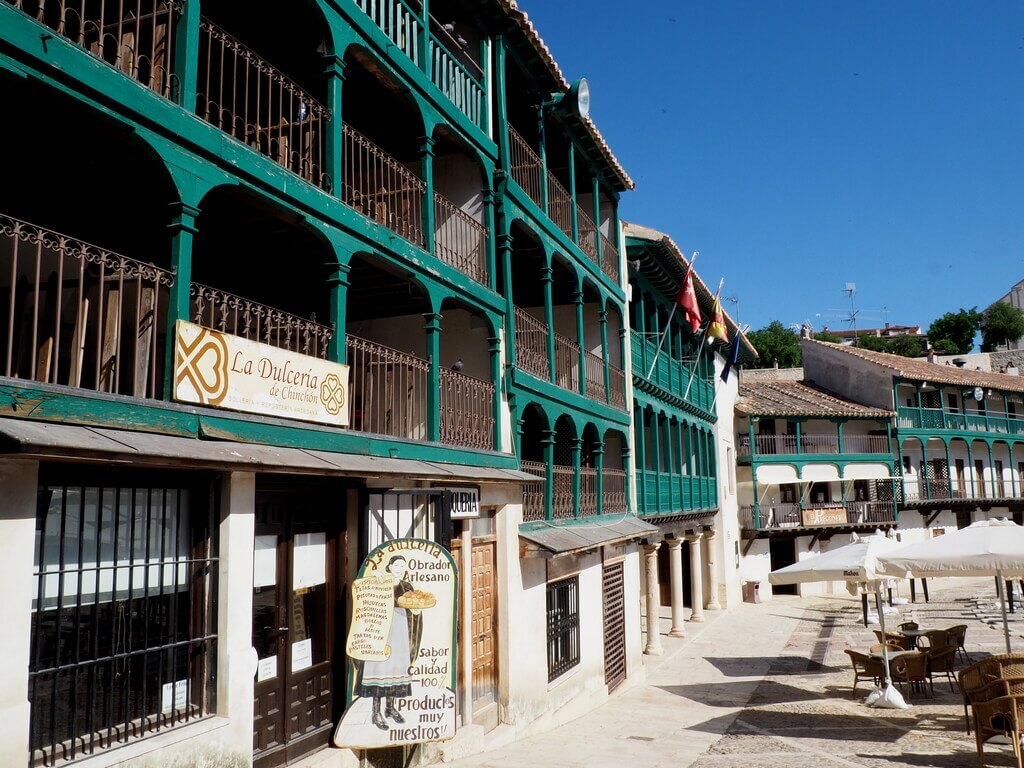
[897,406,1024,436]
[637,469,717,516]
[630,330,714,412]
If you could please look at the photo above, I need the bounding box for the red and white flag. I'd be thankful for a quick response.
[676,266,701,333]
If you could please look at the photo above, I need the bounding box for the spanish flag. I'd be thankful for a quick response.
[675,266,701,334]
[707,295,729,343]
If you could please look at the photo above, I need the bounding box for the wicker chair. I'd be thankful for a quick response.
[973,691,1024,768]
[890,651,931,702]
[924,629,954,649]
[845,649,885,698]
[947,624,969,664]
[873,630,911,650]
[869,642,903,654]
[958,654,1024,734]
[927,646,959,694]
[899,621,919,631]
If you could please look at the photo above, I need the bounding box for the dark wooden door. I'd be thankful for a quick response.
[471,539,498,713]
[253,491,338,768]
[602,562,627,692]
[770,539,797,595]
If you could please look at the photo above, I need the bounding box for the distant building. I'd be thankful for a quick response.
[822,323,926,344]
[995,278,1024,351]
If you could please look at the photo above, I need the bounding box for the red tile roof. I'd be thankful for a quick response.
[736,380,893,418]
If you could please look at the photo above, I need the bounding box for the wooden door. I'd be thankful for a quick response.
[253,492,338,768]
[976,460,986,498]
[470,540,498,714]
[602,562,627,692]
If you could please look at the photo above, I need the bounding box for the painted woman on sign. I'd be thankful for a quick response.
[355,556,423,730]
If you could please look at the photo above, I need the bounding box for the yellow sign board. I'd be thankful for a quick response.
[801,507,848,527]
[173,320,349,426]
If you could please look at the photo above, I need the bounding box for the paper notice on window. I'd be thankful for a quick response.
[257,656,277,682]
[161,679,188,714]
[253,535,278,588]
[292,638,313,673]
[293,532,326,590]
[345,575,396,662]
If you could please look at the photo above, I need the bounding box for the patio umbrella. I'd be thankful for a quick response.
[877,518,1024,653]
[769,531,908,708]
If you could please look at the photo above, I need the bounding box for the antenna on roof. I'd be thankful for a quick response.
[843,282,859,345]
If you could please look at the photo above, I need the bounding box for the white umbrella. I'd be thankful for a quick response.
[769,531,908,708]
[877,518,1024,653]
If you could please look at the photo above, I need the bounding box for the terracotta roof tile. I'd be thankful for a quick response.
[806,340,1024,394]
[497,1,634,190]
[736,380,893,418]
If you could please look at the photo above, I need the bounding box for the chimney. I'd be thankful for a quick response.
[952,358,967,368]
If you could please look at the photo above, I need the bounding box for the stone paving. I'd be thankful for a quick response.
[447,578,1024,768]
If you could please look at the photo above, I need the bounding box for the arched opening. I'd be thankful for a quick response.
[603,429,629,514]
[503,61,544,209]
[345,254,430,440]
[519,402,549,522]
[341,47,426,245]
[579,423,601,516]
[0,76,176,399]
[432,126,488,285]
[580,279,605,404]
[198,0,333,188]
[507,221,549,380]
[439,298,494,450]
[550,254,579,393]
[191,186,334,357]
[552,414,577,519]
[605,303,626,408]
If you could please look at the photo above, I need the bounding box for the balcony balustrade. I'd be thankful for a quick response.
[903,479,1024,503]
[600,233,619,283]
[0,213,173,400]
[553,331,580,393]
[551,464,574,519]
[739,501,897,532]
[433,194,488,285]
[637,468,717,516]
[576,204,598,260]
[190,283,333,359]
[608,362,626,410]
[513,307,550,381]
[583,348,606,405]
[602,467,628,513]
[736,433,890,458]
[630,329,714,412]
[355,0,421,66]
[508,126,543,207]
[521,459,546,522]
[346,333,428,441]
[546,173,574,241]
[197,18,329,190]
[579,466,598,517]
[7,0,179,98]
[898,405,1024,436]
[439,367,494,451]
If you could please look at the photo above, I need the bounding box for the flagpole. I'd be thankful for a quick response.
[645,252,698,379]
[683,277,724,401]
[710,324,749,414]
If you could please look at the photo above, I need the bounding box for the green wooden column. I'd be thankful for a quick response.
[676,420,686,508]
[499,231,515,363]
[327,261,351,363]
[1011,441,1020,497]
[920,439,931,500]
[574,288,586,396]
[424,310,442,442]
[537,107,549,213]
[419,135,436,255]
[163,201,200,400]
[836,420,844,453]
[665,417,675,511]
[480,37,492,136]
[622,444,633,512]
[794,420,802,454]
[418,0,430,74]
[541,263,555,382]
[494,35,510,171]
[943,439,952,497]
[567,142,579,243]
[572,441,585,518]
[592,176,603,264]
[593,438,604,517]
[685,423,695,509]
[599,307,610,404]
[173,0,201,109]
[483,187,498,291]
[967,440,976,497]
[542,429,555,520]
[323,55,346,197]
[488,333,502,450]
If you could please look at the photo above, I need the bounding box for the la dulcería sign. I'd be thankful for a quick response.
[173,320,350,426]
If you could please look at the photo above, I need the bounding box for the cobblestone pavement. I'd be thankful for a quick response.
[448,579,1024,768]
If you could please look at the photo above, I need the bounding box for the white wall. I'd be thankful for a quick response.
[713,350,743,608]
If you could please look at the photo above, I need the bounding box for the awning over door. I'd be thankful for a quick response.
[519,517,659,558]
[0,419,542,483]
[842,462,894,481]
[754,464,801,485]
[800,464,841,483]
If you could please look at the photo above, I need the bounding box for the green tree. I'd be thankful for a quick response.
[980,302,1024,351]
[930,338,959,355]
[857,334,893,353]
[814,330,842,343]
[889,335,925,358]
[746,321,802,369]
[927,308,980,354]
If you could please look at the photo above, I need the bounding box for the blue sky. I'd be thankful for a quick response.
[523,1,1024,333]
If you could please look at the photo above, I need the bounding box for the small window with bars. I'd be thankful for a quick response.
[29,473,218,766]
[546,576,580,682]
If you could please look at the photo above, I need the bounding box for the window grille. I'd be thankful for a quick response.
[28,474,217,766]
[546,576,580,682]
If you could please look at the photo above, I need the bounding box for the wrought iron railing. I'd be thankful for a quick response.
[603,468,628,513]
[897,405,1024,436]
[508,126,543,207]
[346,334,428,440]
[577,205,598,260]
[197,18,329,190]
[583,348,606,405]
[342,125,425,246]
[0,213,174,399]
[190,283,333,358]
[579,466,598,517]
[740,501,897,530]
[514,307,551,381]
[600,232,619,282]
[439,368,493,451]
[608,362,626,410]
[521,459,546,522]
[7,0,180,99]
[553,331,580,394]
[546,172,573,240]
[552,464,574,519]
[434,194,488,285]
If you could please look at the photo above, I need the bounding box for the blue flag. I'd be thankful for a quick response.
[721,333,741,383]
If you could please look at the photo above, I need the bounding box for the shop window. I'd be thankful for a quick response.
[29,476,217,765]
[546,576,580,682]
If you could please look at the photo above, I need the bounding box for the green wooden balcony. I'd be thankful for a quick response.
[737,433,892,461]
[897,406,1024,436]
[630,330,714,413]
[739,501,897,532]
[636,469,717,516]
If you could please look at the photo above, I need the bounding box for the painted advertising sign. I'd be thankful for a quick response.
[333,538,457,749]
[173,320,349,426]
[801,506,849,527]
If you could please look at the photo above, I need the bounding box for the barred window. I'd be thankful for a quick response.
[29,475,217,766]
[546,576,580,682]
